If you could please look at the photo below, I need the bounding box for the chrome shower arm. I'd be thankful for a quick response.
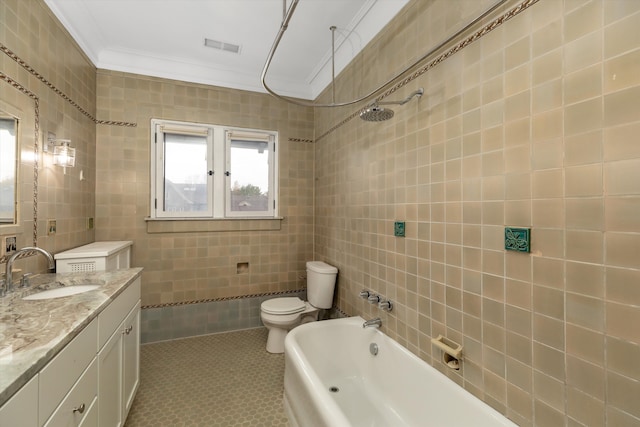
[374,88,424,106]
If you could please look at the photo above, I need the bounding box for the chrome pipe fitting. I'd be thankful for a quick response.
[359,290,370,298]
[378,299,393,312]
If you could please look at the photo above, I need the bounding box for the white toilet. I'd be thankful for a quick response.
[260,261,338,353]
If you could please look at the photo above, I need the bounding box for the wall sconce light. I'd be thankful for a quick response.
[53,140,76,168]
[47,137,76,173]
[44,133,76,174]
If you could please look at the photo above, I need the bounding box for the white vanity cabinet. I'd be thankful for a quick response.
[39,318,98,426]
[42,359,98,427]
[0,375,39,426]
[98,278,141,427]
[0,320,99,427]
[0,275,141,427]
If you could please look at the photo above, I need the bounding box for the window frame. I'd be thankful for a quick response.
[150,119,278,220]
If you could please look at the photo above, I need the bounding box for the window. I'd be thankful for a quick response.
[226,130,275,217]
[150,119,277,219]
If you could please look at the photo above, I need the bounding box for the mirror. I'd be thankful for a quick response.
[0,112,17,225]
[1,85,38,251]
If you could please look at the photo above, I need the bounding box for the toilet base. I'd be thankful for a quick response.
[262,310,320,354]
[266,326,289,353]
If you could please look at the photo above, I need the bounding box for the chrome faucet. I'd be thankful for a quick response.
[4,247,55,295]
[362,317,382,329]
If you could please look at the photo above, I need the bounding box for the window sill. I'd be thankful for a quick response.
[145,217,284,233]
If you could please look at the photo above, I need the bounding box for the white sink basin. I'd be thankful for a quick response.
[23,285,101,300]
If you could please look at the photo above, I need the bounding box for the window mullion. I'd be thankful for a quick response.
[212,127,226,218]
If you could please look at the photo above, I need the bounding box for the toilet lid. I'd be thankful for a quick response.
[261,297,306,315]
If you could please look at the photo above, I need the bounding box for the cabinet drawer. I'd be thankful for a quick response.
[98,277,141,350]
[77,398,98,427]
[0,374,38,427]
[39,318,98,424]
[44,358,98,427]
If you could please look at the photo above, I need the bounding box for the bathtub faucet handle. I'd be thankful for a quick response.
[367,294,380,304]
[359,290,370,298]
[378,299,393,312]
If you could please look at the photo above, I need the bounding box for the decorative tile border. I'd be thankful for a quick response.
[141,288,306,309]
[0,43,137,128]
[288,137,314,143]
[333,305,349,318]
[316,0,540,142]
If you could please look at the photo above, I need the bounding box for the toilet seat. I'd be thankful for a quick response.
[261,297,306,315]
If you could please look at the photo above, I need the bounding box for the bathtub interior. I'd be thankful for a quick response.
[284,316,518,427]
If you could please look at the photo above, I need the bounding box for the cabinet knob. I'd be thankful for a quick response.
[124,325,133,335]
[72,403,85,414]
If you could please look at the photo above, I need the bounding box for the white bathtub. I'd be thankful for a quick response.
[283,316,518,427]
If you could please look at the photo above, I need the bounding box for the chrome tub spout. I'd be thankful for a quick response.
[362,318,382,328]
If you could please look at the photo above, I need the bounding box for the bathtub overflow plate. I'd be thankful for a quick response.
[370,342,379,356]
[329,386,339,393]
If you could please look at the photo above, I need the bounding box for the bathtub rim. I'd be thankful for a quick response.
[284,317,364,427]
[284,315,518,427]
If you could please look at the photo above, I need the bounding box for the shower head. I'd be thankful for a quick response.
[360,106,395,122]
[359,88,424,122]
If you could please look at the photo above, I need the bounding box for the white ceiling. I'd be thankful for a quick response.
[44,0,409,100]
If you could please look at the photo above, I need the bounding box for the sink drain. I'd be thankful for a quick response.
[329,386,339,393]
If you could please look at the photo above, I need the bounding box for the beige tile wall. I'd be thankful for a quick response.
[3,0,640,424]
[314,0,640,425]
[0,0,96,272]
[95,70,315,305]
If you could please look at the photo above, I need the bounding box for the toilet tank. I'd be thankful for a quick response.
[306,261,338,309]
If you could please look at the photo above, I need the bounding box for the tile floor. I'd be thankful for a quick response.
[125,328,290,426]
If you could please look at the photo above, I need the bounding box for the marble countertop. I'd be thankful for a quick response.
[0,268,143,407]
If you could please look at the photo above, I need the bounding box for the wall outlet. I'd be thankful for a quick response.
[87,217,94,229]
[47,219,57,236]
[3,235,17,256]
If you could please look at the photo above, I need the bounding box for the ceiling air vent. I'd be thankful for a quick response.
[204,38,241,54]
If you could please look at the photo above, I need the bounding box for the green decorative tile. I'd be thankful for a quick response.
[394,221,405,237]
[505,227,530,252]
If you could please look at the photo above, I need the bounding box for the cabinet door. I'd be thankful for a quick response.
[98,323,124,427]
[122,301,140,420]
[0,375,38,427]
